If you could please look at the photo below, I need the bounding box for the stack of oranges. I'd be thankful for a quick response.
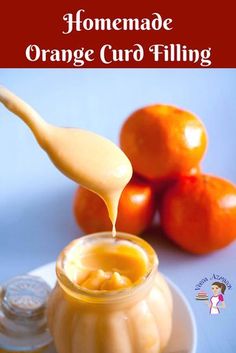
[74,105,236,254]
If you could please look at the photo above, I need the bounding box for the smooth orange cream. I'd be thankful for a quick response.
[49,233,173,353]
[0,86,132,235]
[64,238,149,290]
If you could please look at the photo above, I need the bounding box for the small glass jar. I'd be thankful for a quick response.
[47,232,173,353]
[0,275,53,353]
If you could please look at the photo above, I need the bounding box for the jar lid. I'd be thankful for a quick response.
[0,275,53,352]
[1,275,51,319]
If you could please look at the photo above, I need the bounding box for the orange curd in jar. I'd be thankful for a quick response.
[47,232,173,353]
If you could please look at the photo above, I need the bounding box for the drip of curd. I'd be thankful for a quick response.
[0,87,132,234]
[64,238,149,291]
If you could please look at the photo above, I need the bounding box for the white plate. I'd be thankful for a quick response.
[30,263,197,353]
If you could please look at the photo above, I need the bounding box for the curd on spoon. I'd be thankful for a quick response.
[0,86,133,234]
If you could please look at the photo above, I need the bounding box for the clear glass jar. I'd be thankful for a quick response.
[0,275,53,352]
[47,232,173,353]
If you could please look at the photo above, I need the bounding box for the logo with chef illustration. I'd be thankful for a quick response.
[195,274,232,315]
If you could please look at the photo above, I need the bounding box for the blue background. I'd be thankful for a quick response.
[0,69,236,352]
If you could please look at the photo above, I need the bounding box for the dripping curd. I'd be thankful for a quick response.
[0,87,132,236]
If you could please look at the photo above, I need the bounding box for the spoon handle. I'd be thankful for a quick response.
[0,86,50,147]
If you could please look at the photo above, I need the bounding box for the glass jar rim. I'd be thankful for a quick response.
[56,232,158,303]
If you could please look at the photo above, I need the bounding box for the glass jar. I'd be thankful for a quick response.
[47,232,173,353]
[0,275,53,353]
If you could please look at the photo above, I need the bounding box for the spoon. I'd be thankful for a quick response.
[0,86,132,225]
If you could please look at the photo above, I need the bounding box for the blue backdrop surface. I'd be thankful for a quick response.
[0,69,236,353]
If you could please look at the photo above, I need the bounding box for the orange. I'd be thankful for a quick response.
[74,176,155,235]
[160,174,236,254]
[120,105,207,180]
[151,165,201,196]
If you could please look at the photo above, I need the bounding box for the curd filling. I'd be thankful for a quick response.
[0,87,133,236]
[64,239,149,290]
